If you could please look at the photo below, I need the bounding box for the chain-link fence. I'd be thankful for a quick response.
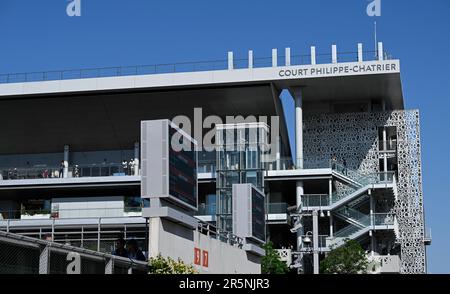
[0,231,148,274]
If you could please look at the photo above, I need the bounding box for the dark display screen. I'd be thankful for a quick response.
[168,126,197,209]
[251,188,265,242]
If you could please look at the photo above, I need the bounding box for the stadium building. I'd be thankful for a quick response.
[0,42,430,274]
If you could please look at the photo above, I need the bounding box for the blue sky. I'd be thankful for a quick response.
[1,0,449,273]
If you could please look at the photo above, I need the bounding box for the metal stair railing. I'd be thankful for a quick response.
[334,207,367,228]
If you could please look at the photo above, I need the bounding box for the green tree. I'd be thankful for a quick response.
[320,239,369,274]
[149,254,198,274]
[261,242,289,274]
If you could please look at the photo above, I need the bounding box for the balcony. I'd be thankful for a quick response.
[267,203,288,224]
[0,49,386,84]
[301,194,330,210]
[265,157,330,171]
[0,163,138,181]
[300,235,329,252]
[368,255,401,274]
[0,207,143,221]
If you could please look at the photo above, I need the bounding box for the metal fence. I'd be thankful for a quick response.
[0,50,387,84]
[0,217,147,255]
[0,231,148,274]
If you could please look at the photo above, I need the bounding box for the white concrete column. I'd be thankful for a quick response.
[228,51,234,70]
[370,230,376,257]
[332,44,337,64]
[377,42,383,61]
[276,136,281,170]
[248,50,253,69]
[328,179,333,205]
[329,214,334,237]
[312,210,319,274]
[285,47,291,66]
[358,43,363,62]
[134,142,140,176]
[272,49,278,67]
[63,145,69,178]
[369,189,374,226]
[294,90,303,168]
[310,46,316,65]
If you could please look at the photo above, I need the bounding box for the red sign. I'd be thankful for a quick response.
[202,250,209,267]
[194,247,201,265]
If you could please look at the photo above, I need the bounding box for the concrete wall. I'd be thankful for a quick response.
[51,196,127,218]
[149,218,261,274]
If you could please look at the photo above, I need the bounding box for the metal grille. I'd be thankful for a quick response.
[0,231,148,274]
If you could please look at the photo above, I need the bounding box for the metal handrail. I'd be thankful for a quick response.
[0,50,388,84]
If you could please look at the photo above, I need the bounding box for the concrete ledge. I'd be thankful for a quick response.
[243,244,265,257]
[0,176,140,189]
[142,207,198,229]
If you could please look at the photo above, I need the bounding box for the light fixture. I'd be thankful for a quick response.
[320,210,325,218]
[303,231,313,244]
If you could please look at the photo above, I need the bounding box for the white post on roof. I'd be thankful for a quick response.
[310,46,316,65]
[377,42,384,61]
[248,50,253,69]
[272,49,278,67]
[285,47,291,66]
[228,51,234,70]
[332,44,337,64]
[358,43,363,62]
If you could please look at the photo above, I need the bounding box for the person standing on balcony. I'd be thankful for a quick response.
[331,154,337,169]
[343,159,348,176]
[59,160,65,178]
[122,160,128,175]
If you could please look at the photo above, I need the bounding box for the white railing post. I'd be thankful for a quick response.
[378,42,384,61]
[358,43,363,62]
[248,50,253,69]
[332,44,337,64]
[310,46,316,65]
[228,51,234,70]
[285,47,291,66]
[272,49,278,67]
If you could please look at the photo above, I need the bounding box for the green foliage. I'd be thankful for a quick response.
[148,254,198,274]
[261,242,289,274]
[320,239,369,274]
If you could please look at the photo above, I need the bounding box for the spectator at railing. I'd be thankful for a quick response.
[59,160,65,178]
[112,238,128,258]
[127,239,146,261]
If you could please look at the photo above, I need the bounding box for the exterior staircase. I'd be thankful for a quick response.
[325,163,397,249]
[328,163,395,209]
